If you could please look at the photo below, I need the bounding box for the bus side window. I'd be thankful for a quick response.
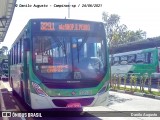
[18,41,21,63]
[143,52,152,64]
[13,45,16,64]
[136,53,145,63]
[16,42,18,64]
[120,56,128,65]
[19,39,22,63]
[11,49,13,65]
[148,52,153,63]
[110,57,114,65]
[21,39,24,62]
[128,54,136,64]
[113,56,120,65]
[12,48,14,65]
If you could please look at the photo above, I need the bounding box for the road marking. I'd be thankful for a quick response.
[15,105,20,111]
[11,99,15,103]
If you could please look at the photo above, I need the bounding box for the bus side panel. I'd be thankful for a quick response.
[22,23,32,106]
[157,48,160,72]
[23,51,31,106]
[10,65,21,95]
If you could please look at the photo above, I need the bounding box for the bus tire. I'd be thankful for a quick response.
[11,78,16,96]
[128,71,133,77]
[10,77,13,88]
[20,81,25,101]
[12,90,16,96]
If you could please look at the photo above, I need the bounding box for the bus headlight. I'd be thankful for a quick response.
[32,82,48,97]
[98,81,109,95]
[98,86,107,95]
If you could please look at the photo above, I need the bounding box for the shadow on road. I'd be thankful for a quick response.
[11,91,102,120]
[107,94,132,106]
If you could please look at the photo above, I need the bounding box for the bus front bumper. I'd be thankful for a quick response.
[30,90,109,109]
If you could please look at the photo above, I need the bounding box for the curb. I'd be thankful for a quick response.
[155,96,160,100]
[110,89,160,100]
[0,81,22,120]
[0,89,8,120]
[134,92,145,96]
[117,90,125,93]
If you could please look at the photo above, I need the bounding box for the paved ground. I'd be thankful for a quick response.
[0,80,160,120]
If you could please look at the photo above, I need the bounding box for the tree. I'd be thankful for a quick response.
[124,29,146,43]
[102,12,120,47]
[111,24,128,45]
[0,46,8,62]
[0,49,3,55]
[1,46,8,55]
[102,11,147,48]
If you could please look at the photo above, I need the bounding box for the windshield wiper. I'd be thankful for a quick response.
[78,33,88,51]
[77,33,88,63]
[54,37,67,64]
[62,38,67,64]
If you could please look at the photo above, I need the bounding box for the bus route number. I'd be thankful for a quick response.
[41,22,55,31]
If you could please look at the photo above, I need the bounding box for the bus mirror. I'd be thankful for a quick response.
[24,38,30,51]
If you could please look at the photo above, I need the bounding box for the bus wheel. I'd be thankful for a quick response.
[10,77,13,88]
[20,81,25,101]
[11,78,16,96]
[128,71,133,78]
[12,90,17,96]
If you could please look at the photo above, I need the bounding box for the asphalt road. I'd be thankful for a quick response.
[0,80,160,120]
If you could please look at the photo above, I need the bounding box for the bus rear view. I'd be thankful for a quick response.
[9,19,110,109]
[1,59,8,81]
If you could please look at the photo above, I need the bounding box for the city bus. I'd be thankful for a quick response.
[0,59,8,81]
[110,47,160,85]
[8,19,110,109]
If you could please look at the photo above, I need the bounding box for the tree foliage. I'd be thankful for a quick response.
[102,12,146,47]
[0,46,8,62]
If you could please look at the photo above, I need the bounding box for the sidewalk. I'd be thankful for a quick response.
[110,84,160,100]
[120,84,160,92]
[1,81,12,92]
[0,80,21,120]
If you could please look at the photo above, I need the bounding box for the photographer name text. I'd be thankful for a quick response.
[15,4,102,8]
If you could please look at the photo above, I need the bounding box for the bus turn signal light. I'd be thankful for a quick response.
[32,82,48,97]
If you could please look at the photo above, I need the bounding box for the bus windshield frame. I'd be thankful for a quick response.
[31,20,107,88]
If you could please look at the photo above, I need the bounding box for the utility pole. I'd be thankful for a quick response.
[68,0,70,18]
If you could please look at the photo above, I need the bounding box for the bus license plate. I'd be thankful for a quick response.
[66,103,81,108]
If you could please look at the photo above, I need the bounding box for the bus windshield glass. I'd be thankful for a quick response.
[32,34,106,81]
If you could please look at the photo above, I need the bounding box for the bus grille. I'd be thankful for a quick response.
[52,98,94,107]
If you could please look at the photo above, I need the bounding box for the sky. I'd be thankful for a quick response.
[1,0,160,49]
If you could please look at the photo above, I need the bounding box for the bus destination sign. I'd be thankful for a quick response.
[40,22,90,31]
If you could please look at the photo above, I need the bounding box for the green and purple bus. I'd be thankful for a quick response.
[8,19,110,109]
[111,47,160,85]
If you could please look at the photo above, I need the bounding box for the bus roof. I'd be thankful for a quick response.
[10,18,105,50]
[29,18,103,24]
[111,36,160,54]
[112,48,154,57]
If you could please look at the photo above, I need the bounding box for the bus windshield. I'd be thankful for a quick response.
[32,34,107,81]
